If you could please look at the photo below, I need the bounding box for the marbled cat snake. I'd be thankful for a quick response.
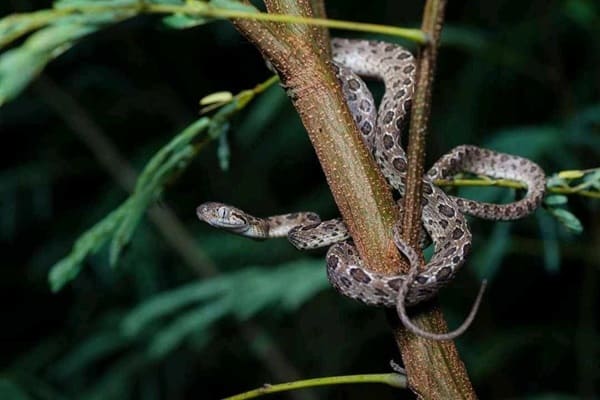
[197,39,546,340]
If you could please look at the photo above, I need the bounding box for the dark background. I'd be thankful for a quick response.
[1,0,599,399]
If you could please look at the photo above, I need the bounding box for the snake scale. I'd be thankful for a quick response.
[197,39,546,339]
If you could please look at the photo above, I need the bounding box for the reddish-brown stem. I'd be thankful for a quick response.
[233,0,477,398]
[393,0,478,397]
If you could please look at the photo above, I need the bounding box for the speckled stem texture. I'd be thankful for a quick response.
[232,0,476,398]
[396,0,478,398]
[233,0,404,275]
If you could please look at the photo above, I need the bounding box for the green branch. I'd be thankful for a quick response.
[1,0,426,50]
[48,74,276,292]
[149,2,426,42]
[434,167,600,199]
[222,373,406,400]
[0,0,424,106]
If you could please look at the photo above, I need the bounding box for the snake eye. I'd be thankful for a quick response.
[217,207,228,219]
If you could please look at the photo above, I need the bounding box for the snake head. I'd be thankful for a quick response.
[196,202,249,232]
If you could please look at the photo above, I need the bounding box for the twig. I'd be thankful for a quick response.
[222,373,406,400]
[0,1,426,50]
[435,176,600,199]
[391,0,479,398]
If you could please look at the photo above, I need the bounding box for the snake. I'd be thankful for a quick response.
[196,39,546,340]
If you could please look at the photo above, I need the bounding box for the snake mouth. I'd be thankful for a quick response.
[207,219,247,229]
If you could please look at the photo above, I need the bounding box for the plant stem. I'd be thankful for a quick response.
[232,0,479,398]
[392,0,479,398]
[436,177,600,199]
[0,2,426,50]
[223,373,406,400]
[232,0,403,275]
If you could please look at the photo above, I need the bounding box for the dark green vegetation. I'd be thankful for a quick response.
[1,0,599,399]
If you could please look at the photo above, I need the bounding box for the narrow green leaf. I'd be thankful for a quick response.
[48,205,127,292]
[278,260,329,310]
[543,195,568,206]
[546,175,567,188]
[123,261,327,345]
[558,170,584,179]
[583,169,600,189]
[49,118,210,290]
[217,129,230,171]
[109,193,156,266]
[0,24,97,105]
[548,208,583,234]
[162,14,211,29]
[54,0,139,8]
[147,298,231,359]
[121,273,236,337]
[200,91,234,105]
[209,0,258,13]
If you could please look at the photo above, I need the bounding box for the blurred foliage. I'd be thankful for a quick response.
[1,0,599,399]
[48,116,211,291]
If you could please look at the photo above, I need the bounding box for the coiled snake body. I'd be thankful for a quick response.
[197,39,546,339]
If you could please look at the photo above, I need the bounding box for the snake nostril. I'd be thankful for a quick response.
[196,205,208,219]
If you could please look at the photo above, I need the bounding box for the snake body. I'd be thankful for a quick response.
[197,39,546,339]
